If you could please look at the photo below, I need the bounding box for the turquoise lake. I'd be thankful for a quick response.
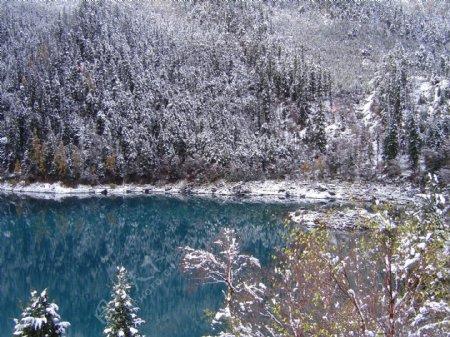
[0,194,310,337]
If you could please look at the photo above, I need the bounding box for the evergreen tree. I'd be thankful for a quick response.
[298,102,310,128]
[13,289,70,337]
[307,103,327,154]
[384,119,399,161]
[407,113,421,171]
[104,266,145,337]
[0,135,6,175]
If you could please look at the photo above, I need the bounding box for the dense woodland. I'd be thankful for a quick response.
[0,0,449,185]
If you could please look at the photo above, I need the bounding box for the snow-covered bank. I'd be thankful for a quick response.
[288,207,371,231]
[0,179,420,204]
[1,179,443,231]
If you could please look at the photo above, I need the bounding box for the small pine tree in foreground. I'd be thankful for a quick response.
[13,289,70,337]
[104,266,145,337]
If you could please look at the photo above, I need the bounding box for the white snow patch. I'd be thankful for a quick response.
[0,179,420,207]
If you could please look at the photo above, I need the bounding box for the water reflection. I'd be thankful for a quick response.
[0,195,300,337]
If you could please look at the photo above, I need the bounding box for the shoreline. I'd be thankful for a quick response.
[0,179,421,204]
[1,179,440,231]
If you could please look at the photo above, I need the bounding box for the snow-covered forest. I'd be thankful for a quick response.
[0,0,449,185]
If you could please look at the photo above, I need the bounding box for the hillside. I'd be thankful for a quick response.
[0,0,449,186]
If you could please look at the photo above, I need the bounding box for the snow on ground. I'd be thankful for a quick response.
[412,76,450,117]
[288,207,373,231]
[0,179,431,230]
[0,179,419,204]
[361,92,376,126]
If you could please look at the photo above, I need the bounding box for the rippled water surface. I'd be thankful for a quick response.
[0,195,306,337]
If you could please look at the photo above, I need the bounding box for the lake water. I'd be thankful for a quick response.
[0,194,308,337]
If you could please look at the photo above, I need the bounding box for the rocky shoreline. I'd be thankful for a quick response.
[1,179,441,230]
[0,179,420,203]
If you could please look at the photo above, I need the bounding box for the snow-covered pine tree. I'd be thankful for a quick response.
[306,102,327,154]
[104,266,145,337]
[13,289,70,337]
[384,118,399,161]
[406,113,421,171]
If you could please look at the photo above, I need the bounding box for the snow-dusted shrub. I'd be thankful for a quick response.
[180,228,266,336]
[423,149,445,173]
[268,202,449,337]
[384,159,402,178]
[436,168,450,188]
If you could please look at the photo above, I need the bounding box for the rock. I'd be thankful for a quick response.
[329,191,336,196]
[101,189,108,195]
[144,189,150,194]
[231,184,240,192]
[180,185,193,195]
[361,49,370,57]
[232,184,250,196]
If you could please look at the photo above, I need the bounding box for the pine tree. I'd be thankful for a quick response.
[384,119,399,161]
[104,266,145,337]
[407,114,421,171]
[13,289,70,337]
[298,101,310,128]
[307,102,327,154]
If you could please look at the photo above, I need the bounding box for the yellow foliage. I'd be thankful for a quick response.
[53,141,67,177]
[105,154,116,174]
[71,146,82,177]
[32,130,46,176]
[14,159,21,174]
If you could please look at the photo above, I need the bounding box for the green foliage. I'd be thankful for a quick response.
[407,114,421,170]
[307,102,327,154]
[269,224,375,336]
[384,121,399,161]
[267,202,449,336]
